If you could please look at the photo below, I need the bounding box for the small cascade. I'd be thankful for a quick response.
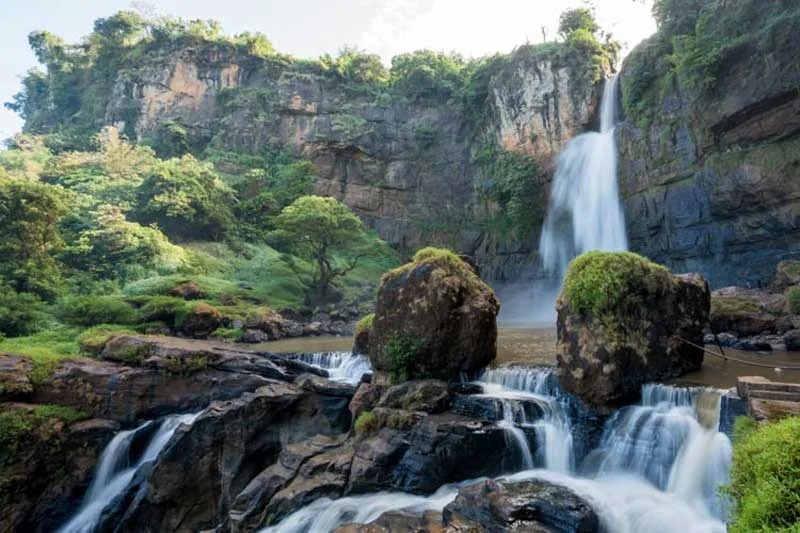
[293,351,371,384]
[59,412,200,533]
[582,384,732,520]
[478,367,574,472]
[498,399,535,470]
[260,483,463,533]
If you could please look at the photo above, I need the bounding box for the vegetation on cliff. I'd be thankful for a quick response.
[727,416,800,532]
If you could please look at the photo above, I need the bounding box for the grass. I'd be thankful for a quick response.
[354,410,378,435]
[726,416,800,532]
[355,313,374,335]
[0,328,81,384]
[78,324,139,355]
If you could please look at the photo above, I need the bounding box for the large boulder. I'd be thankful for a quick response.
[556,252,709,411]
[368,248,499,383]
[709,287,783,336]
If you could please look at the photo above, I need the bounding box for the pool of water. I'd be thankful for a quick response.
[254,326,800,389]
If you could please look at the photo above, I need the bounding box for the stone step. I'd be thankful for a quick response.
[749,398,800,422]
[737,376,800,399]
[747,389,800,402]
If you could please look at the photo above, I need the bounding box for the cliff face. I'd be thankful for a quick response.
[617,2,800,287]
[104,46,602,281]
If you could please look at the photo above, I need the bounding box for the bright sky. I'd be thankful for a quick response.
[0,0,656,141]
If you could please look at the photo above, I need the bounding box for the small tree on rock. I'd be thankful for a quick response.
[270,195,366,304]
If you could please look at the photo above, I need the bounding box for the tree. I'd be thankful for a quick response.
[136,155,235,240]
[0,179,70,299]
[270,196,366,303]
[390,50,466,102]
[558,8,600,38]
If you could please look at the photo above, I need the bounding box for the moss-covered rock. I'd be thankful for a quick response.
[177,302,223,339]
[556,252,709,411]
[352,313,373,356]
[368,248,499,383]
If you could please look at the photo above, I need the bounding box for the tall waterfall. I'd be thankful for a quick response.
[59,412,200,533]
[525,76,628,320]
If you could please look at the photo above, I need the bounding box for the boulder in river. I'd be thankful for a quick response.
[368,248,499,383]
[556,252,709,411]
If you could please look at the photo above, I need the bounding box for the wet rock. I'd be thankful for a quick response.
[783,329,800,351]
[349,383,387,421]
[0,404,118,533]
[368,249,499,383]
[376,380,452,414]
[102,381,339,532]
[443,478,600,532]
[295,373,356,432]
[556,253,709,411]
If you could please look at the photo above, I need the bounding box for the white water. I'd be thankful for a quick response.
[527,76,628,321]
[266,369,732,532]
[59,412,201,533]
[293,352,371,384]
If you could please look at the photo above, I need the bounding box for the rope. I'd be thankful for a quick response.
[677,336,800,370]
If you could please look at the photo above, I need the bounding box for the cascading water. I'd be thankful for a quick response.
[266,376,733,532]
[59,412,201,533]
[292,352,371,384]
[479,367,574,472]
[527,76,628,320]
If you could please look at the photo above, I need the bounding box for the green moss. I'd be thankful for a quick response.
[383,333,425,384]
[355,313,374,335]
[0,328,81,384]
[209,327,243,341]
[786,287,800,315]
[32,405,88,424]
[0,410,33,468]
[712,296,762,318]
[384,247,482,294]
[354,410,378,435]
[726,415,800,532]
[132,295,189,325]
[561,251,671,322]
[78,324,139,355]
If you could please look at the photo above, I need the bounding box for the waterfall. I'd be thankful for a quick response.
[292,352,371,384]
[59,412,201,533]
[478,367,574,472]
[582,384,732,520]
[528,76,628,320]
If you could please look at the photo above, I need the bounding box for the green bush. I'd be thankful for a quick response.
[786,286,800,315]
[133,295,188,325]
[383,334,425,384]
[355,313,374,335]
[0,286,49,337]
[727,416,800,532]
[56,295,137,327]
[354,410,379,435]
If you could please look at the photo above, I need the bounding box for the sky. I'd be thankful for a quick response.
[0,0,657,141]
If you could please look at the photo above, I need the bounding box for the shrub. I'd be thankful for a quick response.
[727,416,800,532]
[0,286,49,337]
[383,333,425,384]
[354,410,379,435]
[355,313,374,335]
[56,295,137,326]
[133,295,188,325]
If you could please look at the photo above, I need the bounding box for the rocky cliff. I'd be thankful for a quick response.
[617,0,800,287]
[102,44,605,281]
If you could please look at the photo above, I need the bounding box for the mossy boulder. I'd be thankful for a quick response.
[772,260,800,291]
[177,302,223,339]
[710,287,783,336]
[166,280,206,300]
[368,248,499,383]
[556,252,709,411]
[353,313,374,356]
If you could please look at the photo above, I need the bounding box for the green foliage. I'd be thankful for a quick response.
[561,251,671,321]
[270,196,367,303]
[0,178,70,300]
[0,285,48,337]
[153,120,192,159]
[558,8,600,38]
[331,114,372,139]
[727,416,800,532]
[32,405,88,424]
[354,410,379,435]
[0,328,80,383]
[383,333,425,383]
[391,50,467,103]
[55,295,137,327]
[355,313,374,335]
[133,296,189,325]
[322,47,389,85]
[0,410,33,468]
[136,155,235,241]
[787,286,800,315]
[476,144,545,240]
